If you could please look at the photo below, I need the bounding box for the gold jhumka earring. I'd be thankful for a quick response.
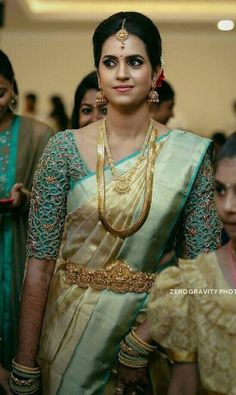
[8,92,18,112]
[115,18,128,49]
[96,77,107,105]
[147,76,159,104]
[147,57,165,104]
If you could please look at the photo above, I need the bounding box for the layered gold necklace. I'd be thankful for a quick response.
[104,119,154,195]
[96,118,160,238]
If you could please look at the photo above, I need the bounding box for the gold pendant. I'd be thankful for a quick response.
[114,176,131,195]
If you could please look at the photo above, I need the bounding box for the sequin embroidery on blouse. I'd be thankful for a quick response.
[27,131,88,259]
[178,151,221,258]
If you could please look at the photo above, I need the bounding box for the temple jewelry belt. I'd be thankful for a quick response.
[64,259,157,293]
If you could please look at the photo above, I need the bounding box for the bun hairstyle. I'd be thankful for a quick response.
[93,11,162,70]
[215,132,236,167]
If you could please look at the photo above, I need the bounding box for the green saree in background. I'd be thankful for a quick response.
[34,129,220,395]
[0,115,52,372]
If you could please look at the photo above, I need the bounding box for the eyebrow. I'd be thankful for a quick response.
[102,54,144,60]
[215,179,236,188]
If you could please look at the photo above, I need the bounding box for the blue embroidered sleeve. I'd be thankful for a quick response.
[27,131,87,259]
[177,151,222,258]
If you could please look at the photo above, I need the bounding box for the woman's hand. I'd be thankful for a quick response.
[0,364,11,395]
[115,363,149,395]
[0,183,24,213]
[11,183,24,208]
[115,319,155,394]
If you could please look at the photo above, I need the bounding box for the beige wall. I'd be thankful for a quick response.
[1,27,236,136]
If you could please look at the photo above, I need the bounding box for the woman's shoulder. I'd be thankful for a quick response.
[169,128,211,146]
[73,121,98,142]
[50,129,74,141]
[178,251,218,284]
[153,251,217,293]
[18,115,53,135]
[39,129,78,160]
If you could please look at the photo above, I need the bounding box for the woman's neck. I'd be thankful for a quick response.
[0,111,14,132]
[231,239,236,255]
[105,104,151,140]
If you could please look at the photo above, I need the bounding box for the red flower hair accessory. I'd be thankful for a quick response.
[156,69,165,88]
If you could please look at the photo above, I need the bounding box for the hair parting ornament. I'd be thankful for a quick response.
[115,18,128,49]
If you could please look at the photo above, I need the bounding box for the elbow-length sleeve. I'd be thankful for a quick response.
[27,132,70,260]
[148,264,197,363]
[177,151,221,259]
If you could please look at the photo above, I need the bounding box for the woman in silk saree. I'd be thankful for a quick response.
[11,11,221,395]
[148,133,236,395]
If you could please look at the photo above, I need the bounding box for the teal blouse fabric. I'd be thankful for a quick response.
[27,130,221,260]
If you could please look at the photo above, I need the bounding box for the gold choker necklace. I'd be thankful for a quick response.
[96,119,161,238]
[104,119,154,195]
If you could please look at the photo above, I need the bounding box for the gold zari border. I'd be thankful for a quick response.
[64,260,157,293]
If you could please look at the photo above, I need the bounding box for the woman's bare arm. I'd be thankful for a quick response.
[16,257,56,367]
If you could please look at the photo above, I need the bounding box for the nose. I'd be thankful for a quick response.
[223,190,236,213]
[91,108,103,122]
[116,60,129,80]
[90,109,99,122]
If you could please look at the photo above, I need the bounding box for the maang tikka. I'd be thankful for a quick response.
[115,18,128,49]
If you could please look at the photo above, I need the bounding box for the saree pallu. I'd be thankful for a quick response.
[38,131,211,395]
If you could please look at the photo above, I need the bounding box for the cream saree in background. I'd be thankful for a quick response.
[38,130,210,395]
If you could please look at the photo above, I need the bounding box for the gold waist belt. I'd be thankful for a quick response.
[64,260,157,294]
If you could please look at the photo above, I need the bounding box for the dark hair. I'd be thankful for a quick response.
[155,80,175,104]
[0,49,14,82]
[93,11,162,70]
[0,49,18,95]
[216,132,236,165]
[212,131,226,146]
[71,71,99,129]
[49,95,69,131]
[25,93,37,102]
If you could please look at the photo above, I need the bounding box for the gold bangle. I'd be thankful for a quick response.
[10,373,34,387]
[131,330,157,352]
[12,358,41,374]
[118,354,148,368]
[120,341,140,357]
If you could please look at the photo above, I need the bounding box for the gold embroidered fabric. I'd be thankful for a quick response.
[64,260,156,293]
[148,252,236,395]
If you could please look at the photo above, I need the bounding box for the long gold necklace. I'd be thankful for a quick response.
[96,119,161,238]
[103,119,154,195]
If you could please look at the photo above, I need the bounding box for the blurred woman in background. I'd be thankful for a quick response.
[71,70,107,129]
[0,49,53,394]
[48,95,69,132]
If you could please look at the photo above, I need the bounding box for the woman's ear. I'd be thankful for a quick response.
[152,65,161,79]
